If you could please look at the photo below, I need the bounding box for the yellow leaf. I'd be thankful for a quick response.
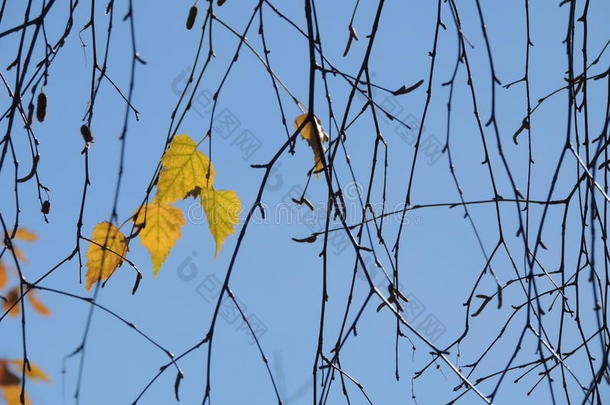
[201,188,241,256]
[0,261,7,289]
[2,385,30,405]
[26,292,51,316]
[85,222,128,290]
[294,113,329,177]
[133,202,185,275]
[155,134,215,203]
[7,360,49,382]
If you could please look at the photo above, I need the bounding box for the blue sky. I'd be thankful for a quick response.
[1,1,610,404]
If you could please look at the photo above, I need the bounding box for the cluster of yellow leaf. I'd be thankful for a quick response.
[294,113,329,177]
[1,228,51,316]
[84,134,241,289]
[0,359,50,405]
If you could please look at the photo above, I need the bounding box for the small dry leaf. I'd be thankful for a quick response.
[201,188,241,256]
[294,114,329,177]
[134,202,185,275]
[85,222,128,290]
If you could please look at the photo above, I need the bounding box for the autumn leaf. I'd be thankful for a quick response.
[1,385,29,405]
[85,222,128,290]
[2,288,20,316]
[155,134,216,203]
[6,360,50,382]
[2,287,50,316]
[0,261,7,289]
[26,292,51,316]
[201,188,241,256]
[0,359,48,405]
[13,228,37,241]
[134,202,185,275]
[2,228,37,263]
[294,113,329,177]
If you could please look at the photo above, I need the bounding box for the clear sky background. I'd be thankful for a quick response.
[1,1,610,404]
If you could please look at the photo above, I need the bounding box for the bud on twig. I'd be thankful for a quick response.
[186,6,197,30]
[80,124,94,145]
[36,92,47,122]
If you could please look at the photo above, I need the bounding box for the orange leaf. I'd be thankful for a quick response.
[0,261,7,289]
[7,360,50,382]
[12,247,26,263]
[13,228,37,242]
[1,288,50,317]
[26,292,51,316]
[2,228,37,263]
[2,288,20,317]
[2,385,30,405]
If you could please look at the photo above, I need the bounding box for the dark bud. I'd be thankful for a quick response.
[36,92,47,122]
[80,124,94,144]
[218,0,227,5]
[174,372,184,401]
[392,80,424,96]
[41,200,51,215]
[186,6,197,30]
[292,234,317,243]
[27,102,34,126]
[512,117,530,145]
